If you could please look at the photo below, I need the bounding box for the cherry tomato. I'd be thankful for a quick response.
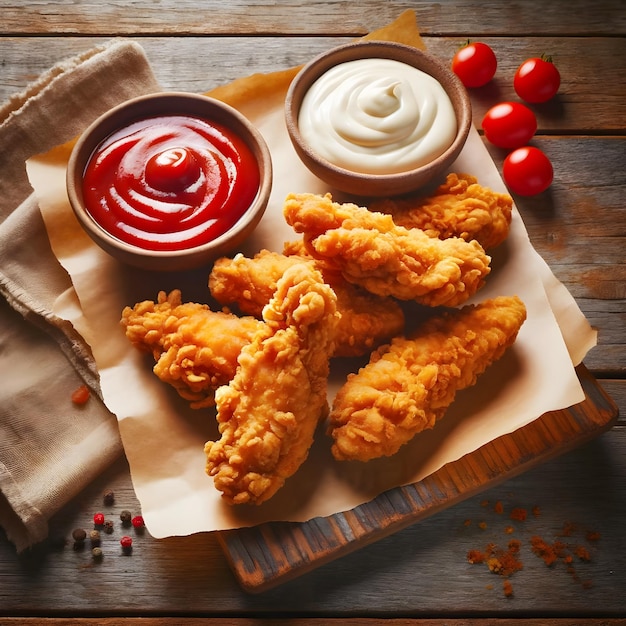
[503,146,553,196]
[451,41,497,88]
[514,55,561,103]
[482,102,537,149]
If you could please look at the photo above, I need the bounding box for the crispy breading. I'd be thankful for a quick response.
[283,192,491,307]
[328,295,527,462]
[209,249,406,357]
[204,262,340,505]
[370,173,513,250]
[121,290,263,408]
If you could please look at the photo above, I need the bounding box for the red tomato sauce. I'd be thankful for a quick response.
[82,115,260,251]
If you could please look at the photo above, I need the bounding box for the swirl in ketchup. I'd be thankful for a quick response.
[82,115,260,251]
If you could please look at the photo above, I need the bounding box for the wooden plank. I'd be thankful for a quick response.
[217,364,619,593]
[1,36,624,133]
[1,1,624,36]
[9,615,612,624]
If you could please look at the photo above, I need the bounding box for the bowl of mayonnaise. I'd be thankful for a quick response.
[285,41,471,197]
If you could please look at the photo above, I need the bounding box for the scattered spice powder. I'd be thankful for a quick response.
[503,579,514,597]
[488,540,523,577]
[509,507,527,521]
[467,549,485,564]
[530,535,559,566]
[575,545,591,561]
[559,521,578,537]
[465,499,599,597]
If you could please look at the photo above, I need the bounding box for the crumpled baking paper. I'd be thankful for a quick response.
[26,21,596,539]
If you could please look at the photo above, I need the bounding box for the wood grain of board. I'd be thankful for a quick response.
[2,37,624,133]
[218,364,618,592]
[2,0,624,36]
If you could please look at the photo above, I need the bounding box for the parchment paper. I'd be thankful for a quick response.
[26,21,596,538]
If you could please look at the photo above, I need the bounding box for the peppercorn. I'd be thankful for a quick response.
[91,547,103,562]
[120,535,133,555]
[103,520,114,534]
[89,530,101,547]
[93,512,105,527]
[71,384,90,405]
[103,489,115,506]
[120,510,132,527]
[71,528,87,542]
[131,515,145,533]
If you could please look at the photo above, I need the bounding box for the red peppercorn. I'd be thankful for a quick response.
[71,384,91,405]
[93,512,105,526]
[120,535,133,554]
[131,515,145,529]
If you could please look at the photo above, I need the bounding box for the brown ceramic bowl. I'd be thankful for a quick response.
[285,41,471,197]
[67,92,272,271]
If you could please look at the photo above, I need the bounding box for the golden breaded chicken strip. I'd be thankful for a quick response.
[328,295,527,462]
[370,173,513,250]
[209,249,405,357]
[204,262,340,505]
[121,290,263,408]
[283,192,491,307]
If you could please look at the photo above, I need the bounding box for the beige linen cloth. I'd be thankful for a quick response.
[0,39,161,551]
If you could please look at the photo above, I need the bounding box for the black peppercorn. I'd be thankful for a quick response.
[103,489,115,506]
[120,510,132,526]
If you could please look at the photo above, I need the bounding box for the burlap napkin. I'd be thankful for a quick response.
[0,39,160,551]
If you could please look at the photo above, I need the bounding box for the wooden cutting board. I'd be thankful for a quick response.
[217,364,618,593]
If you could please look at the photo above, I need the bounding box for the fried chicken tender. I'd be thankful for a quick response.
[204,262,340,505]
[209,249,405,357]
[121,290,263,408]
[328,295,527,462]
[283,192,491,307]
[370,173,513,250]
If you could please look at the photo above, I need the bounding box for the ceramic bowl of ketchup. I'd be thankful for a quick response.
[285,41,471,197]
[67,92,272,271]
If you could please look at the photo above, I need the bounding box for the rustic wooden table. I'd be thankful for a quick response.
[0,1,624,624]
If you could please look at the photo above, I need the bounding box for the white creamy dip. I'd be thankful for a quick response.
[298,58,458,175]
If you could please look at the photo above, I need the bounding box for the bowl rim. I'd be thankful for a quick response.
[284,40,471,190]
[66,91,272,263]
